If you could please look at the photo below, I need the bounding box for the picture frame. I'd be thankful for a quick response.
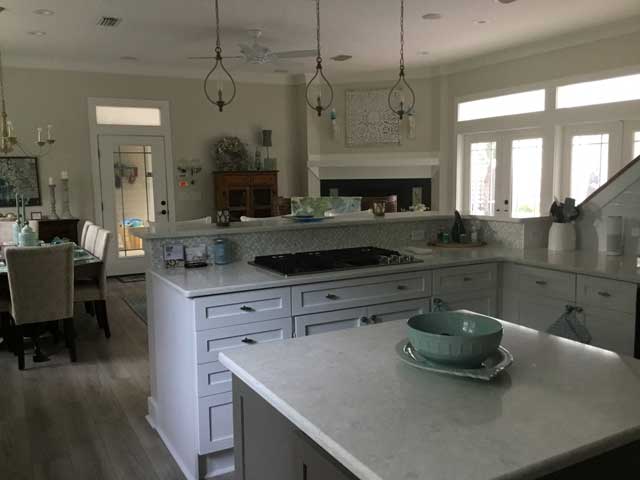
[345,89,400,147]
[30,211,43,220]
[0,156,42,207]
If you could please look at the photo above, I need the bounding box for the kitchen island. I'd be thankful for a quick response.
[220,320,640,480]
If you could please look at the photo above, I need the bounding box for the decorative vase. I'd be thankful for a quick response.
[548,222,576,252]
[19,224,38,247]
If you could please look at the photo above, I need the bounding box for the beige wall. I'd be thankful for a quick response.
[0,67,306,222]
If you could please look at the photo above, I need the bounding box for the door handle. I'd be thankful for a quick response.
[161,200,167,206]
[160,209,167,215]
[241,337,257,345]
[597,291,611,298]
[397,285,408,290]
[535,280,547,286]
[240,305,255,312]
[326,293,339,300]
[360,316,370,325]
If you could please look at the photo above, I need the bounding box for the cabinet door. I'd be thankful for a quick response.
[293,430,358,480]
[367,299,430,325]
[251,186,275,218]
[294,308,367,337]
[198,392,233,454]
[583,306,636,356]
[502,290,571,333]
[432,289,498,317]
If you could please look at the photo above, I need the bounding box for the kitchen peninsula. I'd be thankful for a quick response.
[133,213,640,479]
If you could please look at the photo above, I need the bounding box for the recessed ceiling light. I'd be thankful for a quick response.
[331,54,353,62]
[274,69,289,74]
[422,13,442,20]
[417,51,430,56]
[495,0,518,4]
[474,19,489,25]
[120,56,139,61]
[27,30,47,36]
[33,8,55,16]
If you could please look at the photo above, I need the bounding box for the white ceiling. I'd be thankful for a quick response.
[1,0,640,81]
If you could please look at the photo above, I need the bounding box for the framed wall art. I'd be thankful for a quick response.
[0,156,42,207]
[345,89,400,146]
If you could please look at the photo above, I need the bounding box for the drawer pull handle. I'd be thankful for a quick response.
[326,294,339,300]
[360,316,370,325]
[535,280,548,286]
[241,337,257,345]
[397,285,408,291]
[597,291,611,298]
[370,315,379,324]
[240,305,255,312]
[463,277,472,282]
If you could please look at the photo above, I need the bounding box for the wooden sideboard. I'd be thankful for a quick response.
[214,171,278,221]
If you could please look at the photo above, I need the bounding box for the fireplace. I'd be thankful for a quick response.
[320,178,431,211]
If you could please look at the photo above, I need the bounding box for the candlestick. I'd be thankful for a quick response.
[37,127,42,143]
[61,170,68,180]
[60,178,73,219]
[47,124,53,141]
[48,184,59,220]
[48,176,54,186]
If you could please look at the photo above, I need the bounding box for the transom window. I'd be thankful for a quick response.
[96,106,162,126]
[457,90,545,122]
[556,73,640,109]
[634,132,640,159]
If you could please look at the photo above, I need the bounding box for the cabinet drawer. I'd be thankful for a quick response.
[433,289,498,317]
[195,287,291,330]
[367,299,430,324]
[584,305,636,356]
[433,263,497,295]
[503,264,576,301]
[223,174,252,187]
[292,271,431,315]
[196,317,292,364]
[252,173,277,186]
[577,275,637,315]
[198,392,233,454]
[197,361,232,397]
[294,307,367,337]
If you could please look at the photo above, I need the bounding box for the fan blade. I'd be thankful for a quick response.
[188,56,243,60]
[273,49,316,59]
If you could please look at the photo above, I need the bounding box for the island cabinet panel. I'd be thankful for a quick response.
[367,298,430,324]
[503,264,576,301]
[576,275,637,315]
[432,263,498,295]
[291,271,431,316]
[294,307,367,337]
[432,289,498,317]
[198,361,233,397]
[196,317,293,364]
[195,287,291,330]
[582,305,636,356]
[199,391,234,454]
[502,291,572,332]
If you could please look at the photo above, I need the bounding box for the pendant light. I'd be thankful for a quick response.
[388,0,416,120]
[204,0,237,112]
[305,0,334,117]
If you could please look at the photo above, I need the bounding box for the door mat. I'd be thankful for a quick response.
[123,294,147,324]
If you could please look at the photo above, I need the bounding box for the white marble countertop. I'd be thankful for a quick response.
[132,212,545,240]
[150,247,640,298]
[220,320,640,480]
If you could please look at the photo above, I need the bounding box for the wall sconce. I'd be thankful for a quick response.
[407,109,416,140]
[330,108,340,140]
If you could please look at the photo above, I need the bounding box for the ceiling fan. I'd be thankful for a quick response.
[189,29,316,65]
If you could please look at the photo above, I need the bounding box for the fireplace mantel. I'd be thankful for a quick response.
[307,151,440,195]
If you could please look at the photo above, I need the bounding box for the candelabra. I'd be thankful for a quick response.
[60,178,73,219]
[48,184,59,220]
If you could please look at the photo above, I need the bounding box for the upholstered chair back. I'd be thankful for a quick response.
[80,220,94,249]
[84,224,100,255]
[5,244,74,325]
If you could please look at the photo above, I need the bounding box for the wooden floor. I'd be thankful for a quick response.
[0,279,235,480]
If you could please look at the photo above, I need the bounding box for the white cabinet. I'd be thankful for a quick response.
[294,299,431,337]
[199,392,234,454]
[503,264,575,301]
[502,290,571,332]
[433,290,498,317]
[433,263,498,295]
[582,305,636,356]
[294,307,368,337]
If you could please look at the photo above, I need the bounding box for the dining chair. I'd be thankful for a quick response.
[0,289,12,352]
[80,220,94,249]
[84,224,100,254]
[75,228,111,339]
[5,244,76,370]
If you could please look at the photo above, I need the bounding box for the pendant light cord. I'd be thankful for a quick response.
[399,0,405,74]
[0,50,7,114]
[315,0,321,62]
[204,0,237,111]
[214,0,221,54]
[305,0,334,116]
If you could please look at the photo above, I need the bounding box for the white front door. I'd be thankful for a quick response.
[97,135,169,275]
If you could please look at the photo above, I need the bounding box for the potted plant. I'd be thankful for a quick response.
[548,197,579,252]
[212,136,249,171]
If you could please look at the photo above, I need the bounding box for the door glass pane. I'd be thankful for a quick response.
[634,131,640,159]
[511,138,543,218]
[469,141,497,216]
[570,134,609,204]
[113,144,154,258]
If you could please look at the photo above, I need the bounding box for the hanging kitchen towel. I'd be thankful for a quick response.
[547,306,592,344]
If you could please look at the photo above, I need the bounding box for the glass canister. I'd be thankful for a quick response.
[213,238,231,265]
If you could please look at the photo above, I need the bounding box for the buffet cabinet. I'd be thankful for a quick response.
[214,171,278,221]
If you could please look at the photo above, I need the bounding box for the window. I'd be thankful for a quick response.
[511,138,543,218]
[457,89,545,122]
[96,106,162,126]
[556,73,640,109]
[468,141,497,215]
[635,132,640,159]
[569,134,609,203]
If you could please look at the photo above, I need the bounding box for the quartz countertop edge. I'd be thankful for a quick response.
[149,247,640,298]
[132,213,550,240]
[218,351,385,480]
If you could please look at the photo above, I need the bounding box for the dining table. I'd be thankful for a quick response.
[0,243,102,275]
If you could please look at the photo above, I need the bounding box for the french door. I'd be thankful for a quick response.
[462,129,546,218]
[97,135,169,275]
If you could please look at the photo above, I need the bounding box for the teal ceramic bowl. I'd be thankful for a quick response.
[407,310,503,367]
